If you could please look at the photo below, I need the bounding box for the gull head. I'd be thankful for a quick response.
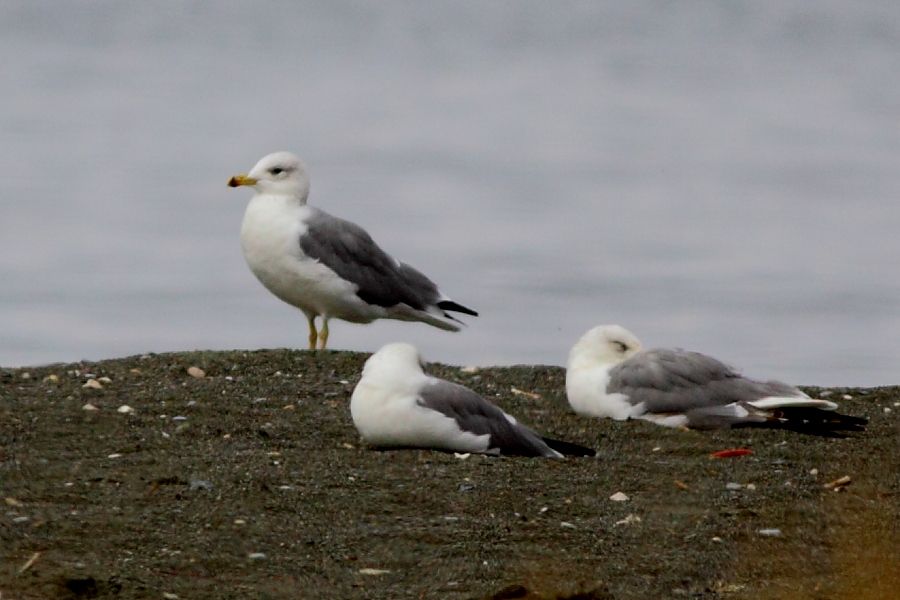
[568,324,642,370]
[361,342,427,382]
[228,151,310,202]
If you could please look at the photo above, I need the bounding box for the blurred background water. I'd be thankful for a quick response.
[1,1,898,385]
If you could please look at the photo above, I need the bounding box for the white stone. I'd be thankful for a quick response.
[187,366,206,378]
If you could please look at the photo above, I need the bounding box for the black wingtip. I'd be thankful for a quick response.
[734,408,868,437]
[541,437,597,457]
[436,300,478,317]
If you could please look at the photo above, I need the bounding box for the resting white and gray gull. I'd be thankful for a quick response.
[566,325,866,435]
[228,152,477,350]
[351,343,595,457]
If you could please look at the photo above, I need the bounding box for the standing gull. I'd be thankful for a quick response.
[566,325,867,434]
[228,151,477,350]
[351,343,596,457]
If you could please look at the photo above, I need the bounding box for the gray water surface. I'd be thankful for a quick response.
[2,1,899,385]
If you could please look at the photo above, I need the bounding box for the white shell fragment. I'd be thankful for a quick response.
[614,514,642,527]
[609,492,629,502]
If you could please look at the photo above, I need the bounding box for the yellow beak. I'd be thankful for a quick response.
[227,174,258,188]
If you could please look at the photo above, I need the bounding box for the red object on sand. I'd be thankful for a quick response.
[710,448,753,458]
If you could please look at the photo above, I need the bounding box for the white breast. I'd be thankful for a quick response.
[239,197,370,320]
[565,364,635,420]
[350,378,490,453]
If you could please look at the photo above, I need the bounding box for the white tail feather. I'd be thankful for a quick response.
[747,397,838,411]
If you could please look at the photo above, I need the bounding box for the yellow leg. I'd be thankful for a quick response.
[306,314,317,350]
[317,318,330,350]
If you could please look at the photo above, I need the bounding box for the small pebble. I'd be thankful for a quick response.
[117,405,134,414]
[341,443,354,449]
[453,453,471,460]
[560,521,577,529]
[358,568,391,576]
[234,519,246,525]
[97,376,112,384]
[459,366,479,374]
[43,374,59,384]
[163,593,179,600]
[82,403,99,411]
[12,516,30,524]
[5,497,23,507]
[186,366,205,379]
[819,390,833,397]
[189,479,214,491]
[614,514,642,527]
[107,453,122,459]
[842,394,852,400]
[809,468,819,476]
[745,483,756,491]
[539,506,549,514]
[172,416,187,421]
[711,537,723,543]
[893,402,900,407]
[609,492,629,502]
[652,446,662,452]
[457,483,476,492]
[82,379,103,390]
[757,528,782,537]
[247,552,266,561]
[884,407,892,414]
[725,482,743,491]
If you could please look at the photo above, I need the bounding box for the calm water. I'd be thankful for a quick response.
[2,1,899,385]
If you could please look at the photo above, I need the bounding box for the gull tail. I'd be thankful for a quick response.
[436,300,478,317]
[540,437,596,457]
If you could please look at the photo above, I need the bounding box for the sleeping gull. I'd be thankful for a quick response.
[351,343,596,457]
[566,325,867,434]
[228,151,477,349]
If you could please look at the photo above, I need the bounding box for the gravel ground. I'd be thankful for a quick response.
[1,349,898,599]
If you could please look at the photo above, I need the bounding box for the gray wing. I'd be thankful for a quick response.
[417,380,558,457]
[299,208,441,310]
[607,348,800,414]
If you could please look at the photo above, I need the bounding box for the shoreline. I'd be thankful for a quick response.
[2,349,898,599]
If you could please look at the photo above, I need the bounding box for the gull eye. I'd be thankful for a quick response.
[270,167,284,176]
[612,340,628,353]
